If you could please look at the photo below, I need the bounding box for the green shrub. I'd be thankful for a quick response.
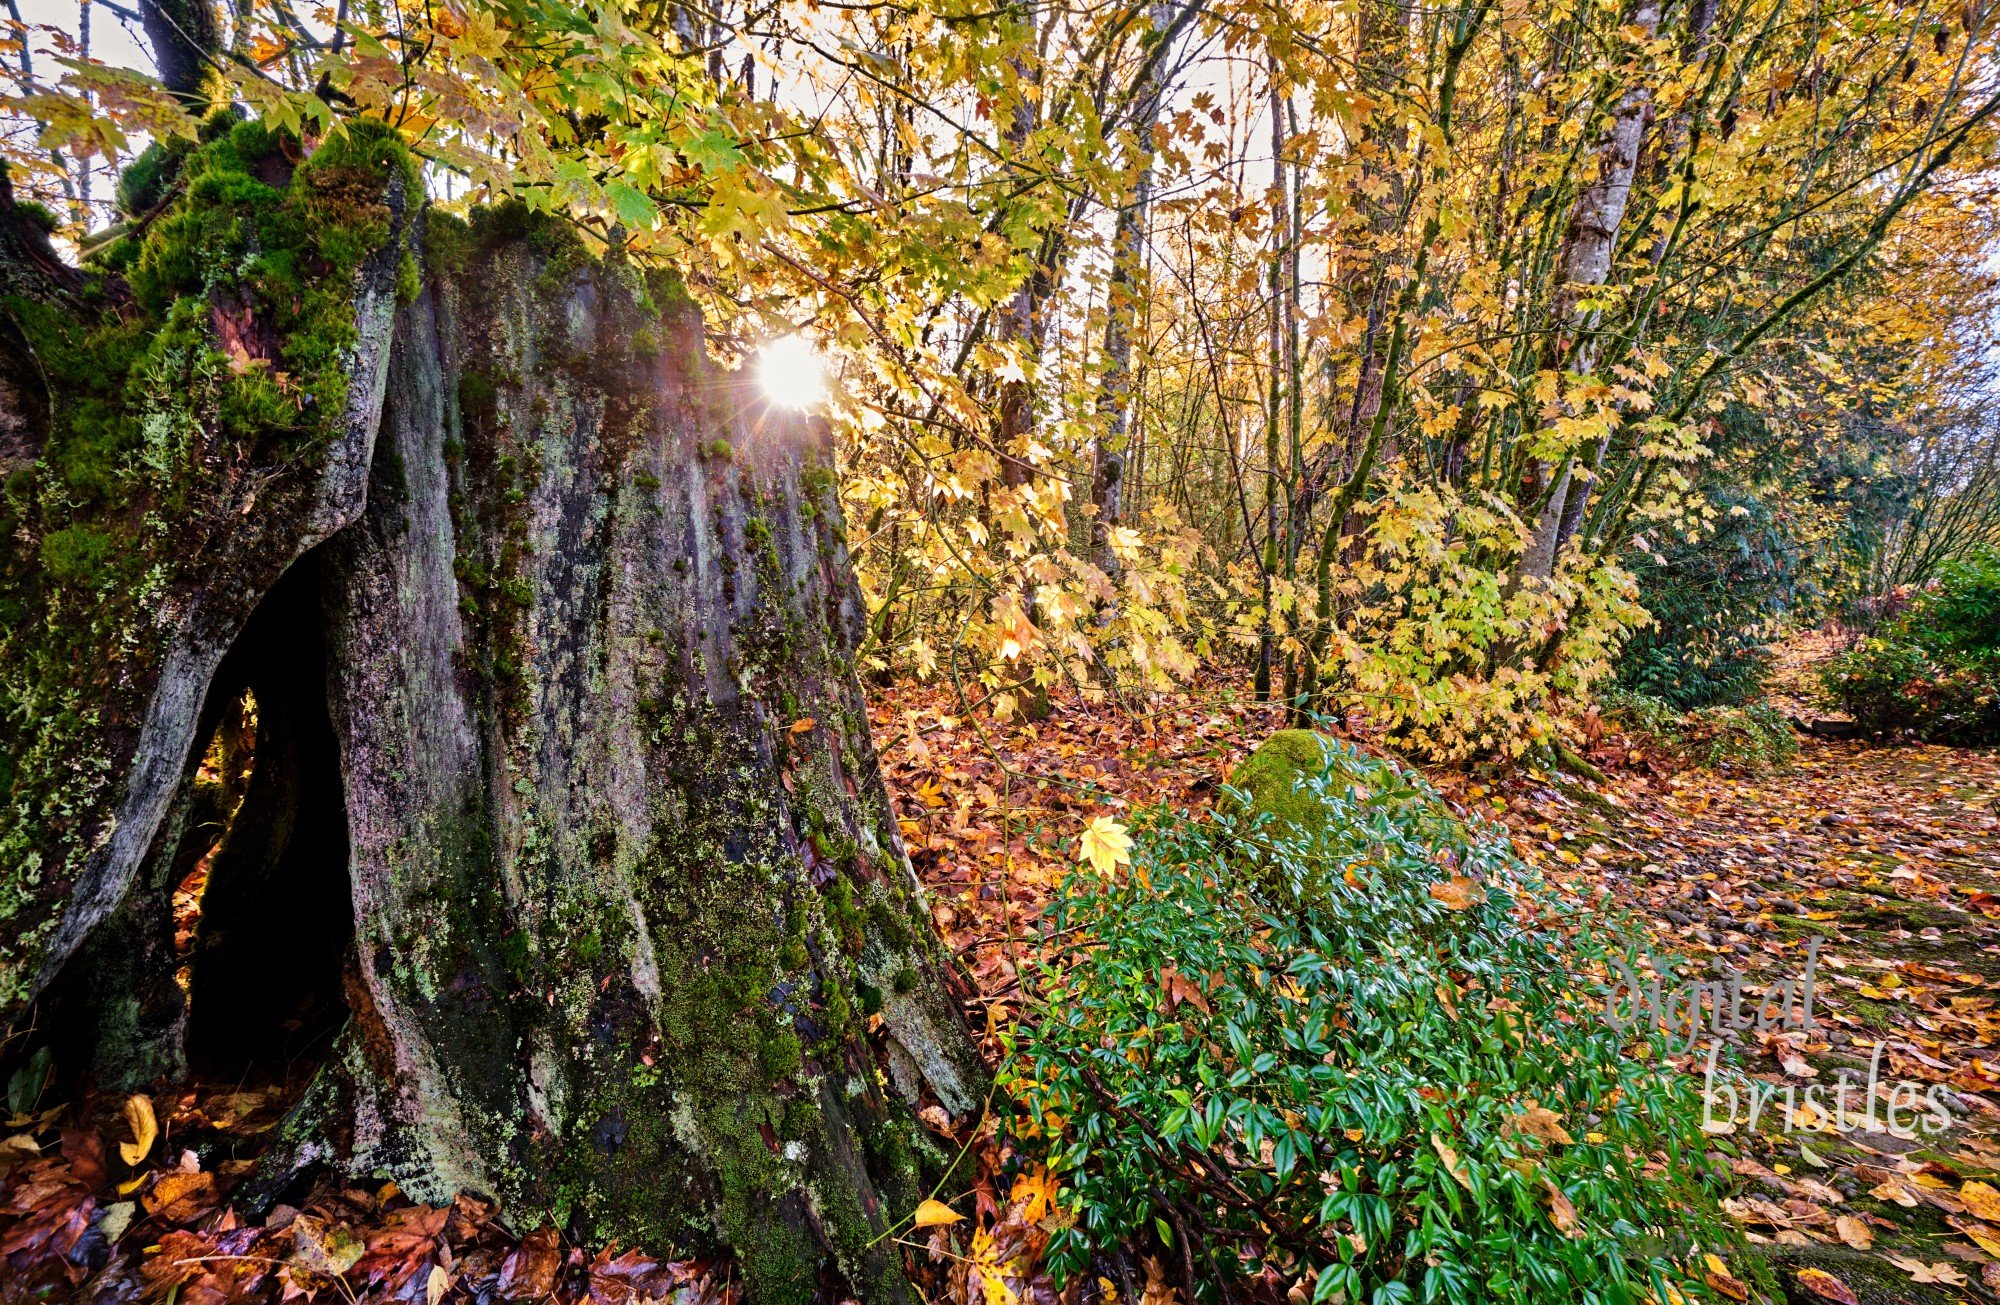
[1820,641,2000,745]
[1616,488,1801,709]
[1820,550,2000,744]
[1600,690,1799,772]
[1010,736,1739,1305]
[1919,548,2000,655]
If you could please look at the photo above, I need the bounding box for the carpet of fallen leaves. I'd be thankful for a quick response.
[0,1077,741,1304]
[8,636,2000,1305]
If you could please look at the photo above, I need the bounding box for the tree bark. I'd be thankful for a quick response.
[2,132,984,1305]
[1517,0,1661,581]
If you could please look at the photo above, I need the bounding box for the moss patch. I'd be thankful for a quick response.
[0,117,419,1009]
[1220,729,1375,840]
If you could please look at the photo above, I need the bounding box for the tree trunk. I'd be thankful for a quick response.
[1,130,984,1305]
[1517,0,1661,581]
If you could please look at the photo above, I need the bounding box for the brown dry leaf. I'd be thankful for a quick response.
[495,1223,559,1300]
[1162,968,1212,1016]
[1794,1267,1859,1304]
[1501,1105,1574,1146]
[1140,1255,1179,1305]
[912,1198,963,1228]
[1703,1253,1749,1302]
[1427,876,1484,911]
[292,1213,366,1279]
[1884,1254,1967,1285]
[1869,1179,1919,1207]
[1833,1214,1873,1249]
[1963,1179,2000,1222]
[1541,1176,1580,1238]
[142,1170,220,1223]
[1430,1133,1473,1192]
[119,1094,157,1167]
[1987,1261,2000,1296]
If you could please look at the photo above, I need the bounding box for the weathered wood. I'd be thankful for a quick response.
[3,135,983,1304]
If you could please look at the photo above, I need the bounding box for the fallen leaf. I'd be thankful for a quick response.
[1427,875,1484,911]
[427,1264,451,1305]
[1078,815,1133,876]
[1501,1104,1574,1146]
[1834,1214,1873,1249]
[1431,1133,1473,1192]
[97,1201,135,1245]
[1542,1175,1580,1237]
[1963,1179,2000,1222]
[119,1095,157,1167]
[1162,967,1212,1016]
[1948,1213,2000,1256]
[1794,1268,1858,1304]
[912,1198,963,1228]
[292,1213,366,1279]
[789,718,816,734]
[1870,1178,1919,1207]
[1010,1165,1057,1225]
[1703,1253,1749,1301]
[495,1223,559,1299]
[1884,1254,1966,1285]
[142,1170,220,1223]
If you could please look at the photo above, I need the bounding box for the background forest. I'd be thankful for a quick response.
[5,0,2000,1302]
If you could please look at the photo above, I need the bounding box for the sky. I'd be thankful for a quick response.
[19,0,154,74]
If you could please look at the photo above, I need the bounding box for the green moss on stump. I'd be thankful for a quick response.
[0,117,418,1009]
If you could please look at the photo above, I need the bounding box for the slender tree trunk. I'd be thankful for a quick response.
[2,134,983,1305]
[1517,0,1661,581]
[1092,0,1176,580]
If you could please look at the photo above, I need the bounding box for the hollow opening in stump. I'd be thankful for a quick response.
[179,555,355,1080]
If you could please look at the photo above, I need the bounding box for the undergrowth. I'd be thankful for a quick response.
[1821,548,2000,745]
[1600,690,1798,773]
[1008,738,1743,1305]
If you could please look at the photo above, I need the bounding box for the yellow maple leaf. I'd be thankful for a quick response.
[1009,1164,1057,1223]
[1078,816,1132,876]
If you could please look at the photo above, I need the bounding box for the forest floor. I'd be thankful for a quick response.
[6,637,2000,1305]
[867,635,2000,1305]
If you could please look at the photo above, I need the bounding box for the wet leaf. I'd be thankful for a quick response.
[1962,1179,2000,1222]
[118,1095,156,1167]
[496,1223,560,1299]
[1794,1267,1859,1304]
[291,1213,366,1278]
[141,1170,219,1223]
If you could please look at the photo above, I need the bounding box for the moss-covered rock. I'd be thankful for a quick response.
[1221,728,1375,839]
